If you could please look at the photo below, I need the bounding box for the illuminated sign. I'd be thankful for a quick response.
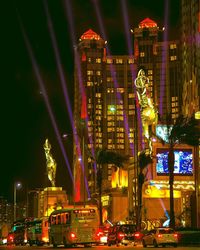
[156,125,173,143]
[101,196,109,206]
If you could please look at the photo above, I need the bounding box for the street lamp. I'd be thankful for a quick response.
[14,182,22,222]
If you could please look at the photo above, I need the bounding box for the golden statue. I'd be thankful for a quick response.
[43,139,57,187]
[134,69,158,154]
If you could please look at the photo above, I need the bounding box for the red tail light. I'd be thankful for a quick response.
[70,232,76,239]
[134,232,140,238]
[96,229,103,237]
[118,233,125,238]
[174,233,178,238]
[9,235,13,240]
[157,234,163,238]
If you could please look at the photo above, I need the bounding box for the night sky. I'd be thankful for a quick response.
[2,0,180,202]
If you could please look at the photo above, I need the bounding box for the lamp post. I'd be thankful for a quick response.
[14,182,22,222]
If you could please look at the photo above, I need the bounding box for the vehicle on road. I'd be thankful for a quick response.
[7,221,25,246]
[107,224,137,246]
[142,227,178,247]
[49,207,100,247]
[26,217,49,246]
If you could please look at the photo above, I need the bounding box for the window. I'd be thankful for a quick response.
[95,110,102,115]
[128,58,134,64]
[116,105,123,110]
[107,128,115,132]
[170,55,177,61]
[129,105,134,109]
[140,52,145,57]
[107,121,115,126]
[88,104,92,109]
[170,44,177,49]
[107,115,115,121]
[96,58,101,63]
[88,58,92,63]
[116,110,123,115]
[87,81,93,86]
[148,70,153,75]
[116,116,124,121]
[129,110,134,115]
[117,88,124,93]
[107,58,113,64]
[128,93,134,98]
[116,58,123,64]
[95,93,101,98]
[96,70,101,76]
[117,133,124,138]
[87,70,93,75]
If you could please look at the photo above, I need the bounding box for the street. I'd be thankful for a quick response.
[0,245,200,250]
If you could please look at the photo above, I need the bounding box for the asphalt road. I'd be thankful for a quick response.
[0,245,200,250]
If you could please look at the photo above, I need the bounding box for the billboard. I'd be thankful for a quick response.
[156,148,193,175]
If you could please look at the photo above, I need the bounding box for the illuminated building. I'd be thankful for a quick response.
[133,18,181,120]
[73,20,182,223]
[0,197,13,225]
[181,0,200,117]
[181,0,200,227]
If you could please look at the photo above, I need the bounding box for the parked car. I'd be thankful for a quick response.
[142,227,178,247]
[107,224,138,246]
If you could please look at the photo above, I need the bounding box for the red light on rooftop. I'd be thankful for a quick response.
[139,18,157,28]
[80,29,101,40]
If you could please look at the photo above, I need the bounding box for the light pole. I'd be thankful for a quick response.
[14,182,22,222]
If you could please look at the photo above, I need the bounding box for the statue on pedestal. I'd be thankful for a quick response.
[43,139,57,187]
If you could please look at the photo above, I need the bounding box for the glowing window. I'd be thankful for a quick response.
[116,110,123,115]
[107,121,115,126]
[96,104,102,109]
[107,58,113,64]
[116,105,123,110]
[129,105,134,109]
[128,93,134,98]
[87,70,93,75]
[107,128,115,132]
[117,133,124,138]
[170,55,177,61]
[96,110,102,115]
[117,139,124,143]
[129,110,134,115]
[117,116,124,121]
[96,58,101,63]
[140,52,145,57]
[170,44,177,49]
[129,133,134,138]
[95,93,101,98]
[107,116,115,121]
[88,104,92,109]
[117,145,124,149]
[148,70,153,75]
[117,88,124,93]
[116,58,123,64]
[96,70,101,76]
[116,127,124,132]
[128,58,134,64]
[87,81,93,86]
[129,139,134,143]
[96,115,102,120]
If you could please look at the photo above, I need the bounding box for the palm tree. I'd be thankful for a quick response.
[96,149,129,225]
[156,115,200,229]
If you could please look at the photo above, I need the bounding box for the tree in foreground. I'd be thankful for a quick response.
[156,115,200,229]
[96,149,129,225]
